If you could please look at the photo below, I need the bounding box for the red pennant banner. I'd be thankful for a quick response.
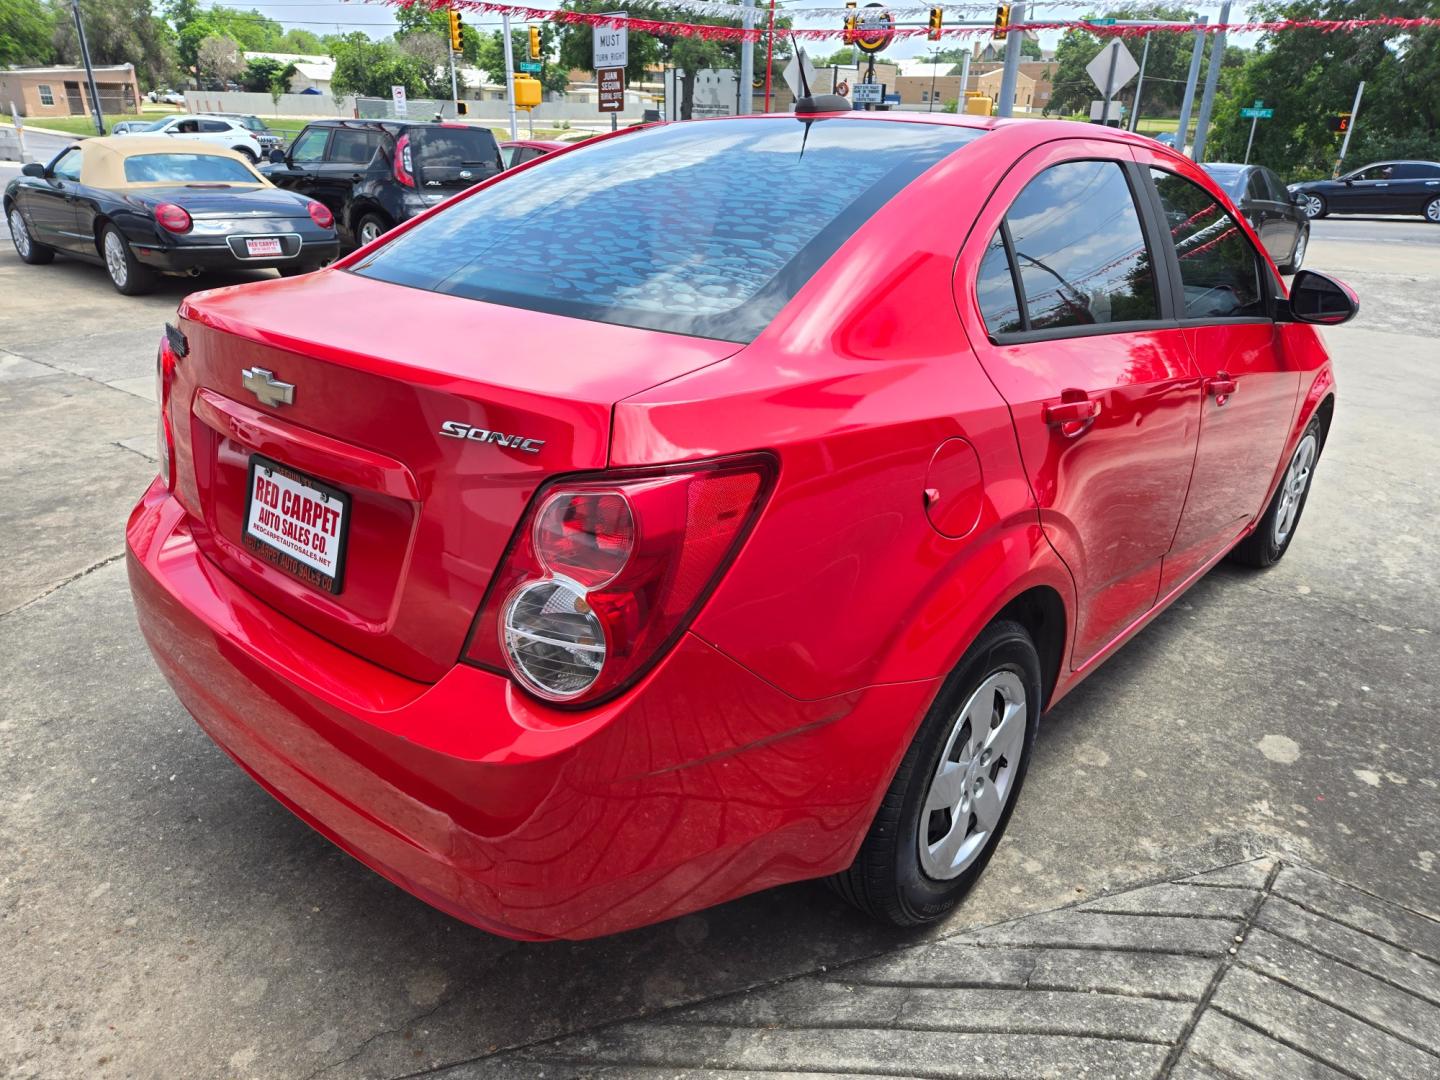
[384,1,1440,43]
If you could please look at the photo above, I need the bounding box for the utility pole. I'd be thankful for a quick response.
[1174,15,1206,155]
[501,12,518,140]
[70,1,105,135]
[1128,33,1150,132]
[448,43,460,119]
[1334,80,1365,177]
[996,1,1025,117]
[929,46,938,112]
[1098,42,1119,126]
[959,48,971,104]
[739,0,754,115]
[1190,0,1229,163]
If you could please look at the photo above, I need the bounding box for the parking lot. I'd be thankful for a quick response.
[2,191,1437,1079]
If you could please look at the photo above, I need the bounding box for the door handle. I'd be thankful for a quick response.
[1043,394,1101,437]
[1206,373,1238,404]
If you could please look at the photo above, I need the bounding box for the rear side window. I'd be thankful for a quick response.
[354,118,981,342]
[1151,168,1266,320]
[977,159,1159,335]
[1392,163,1440,179]
[199,120,229,133]
[328,128,381,164]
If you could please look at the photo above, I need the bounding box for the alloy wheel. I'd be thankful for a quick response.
[918,670,1027,881]
[1426,198,1440,224]
[1292,231,1307,269]
[359,221,382,245]
[1274,433,1318,547]
[104,230,128,288]
[1304,195,1324,219]
[9,209,31,258]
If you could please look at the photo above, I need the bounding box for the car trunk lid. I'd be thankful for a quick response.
[169,269,737,681]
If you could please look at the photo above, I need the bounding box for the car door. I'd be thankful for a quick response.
[956,141,1203,668]
[24,146,85,252]
[1244,169,1288,261]
[267,125,331,196]
[1335,164,1401,213]
[1258,168,1303,261]
[197,118,235,148]
[1138,162,1301,594]
[313,126,382,221]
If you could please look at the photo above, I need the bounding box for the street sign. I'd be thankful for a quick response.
[782,48,817,100]
[1239,107,1273,118]
[851,81,883,104]
[391,84,407,117]
[518,61,542,73]
[1089,17,1117,24]
[593,15,628,71]
[597,66,625,112]
[1086,40,1139,96]
[1088,99,1127,120]
[854,3,895,55]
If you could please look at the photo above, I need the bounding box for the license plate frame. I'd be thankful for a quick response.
[244,236,284,257]
[243,455,351,594]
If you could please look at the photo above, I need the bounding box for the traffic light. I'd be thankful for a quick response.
[1327,114,1350,133]
[994,3,1010,36]
[843,0,857,45]
[528,26,541,61]
[513,74,541,109]
[928,6,943,40]
[448,9,464,52]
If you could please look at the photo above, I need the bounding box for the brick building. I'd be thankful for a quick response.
[0,64,142,120]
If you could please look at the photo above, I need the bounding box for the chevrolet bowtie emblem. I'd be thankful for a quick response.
[240,367,295,408]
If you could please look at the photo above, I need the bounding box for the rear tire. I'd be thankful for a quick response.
[100,225,156,296]
[355,212,391,248]
[829,619,1041,927]
[1425,196,1440,224]
[233,145,258,163]
[1278,226,1308,274]
[8,205,55,264]
[1229,418,1322,568]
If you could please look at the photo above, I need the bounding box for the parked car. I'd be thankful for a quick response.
[196,112,285,156]
[126,114,1355,941]
[1289,159,1440,222]
[148,89,186,105]
[1203,162,1309,272]
[5,137,338,295]
[500,139,567,167]
[118,114,265,162]
[109,119,154,135]
[263,119,503,247]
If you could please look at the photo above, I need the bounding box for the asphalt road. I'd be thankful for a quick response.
[1,211,1437,1079]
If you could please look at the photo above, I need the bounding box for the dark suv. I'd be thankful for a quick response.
[263,119,503,248]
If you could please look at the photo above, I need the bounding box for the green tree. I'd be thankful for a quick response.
[556,1,661,87]
[1,0,56,67]
[239,55,283,93]
[196,32,244,88]
[168,2,283,75]
[1048,5,1203,117]
[1205,0,1440,177]
[475,24,569,95]
[328,32,431,99]
[53,0,179,90]
[992,38,1043,60]
[277,28,323,54]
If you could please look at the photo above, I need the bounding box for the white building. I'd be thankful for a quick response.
[243,52,336,95]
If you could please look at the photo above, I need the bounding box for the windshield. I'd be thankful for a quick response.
[409,125,502,184]
[123,153,260,184]
[354,118,982,342]
[142,118,172,132]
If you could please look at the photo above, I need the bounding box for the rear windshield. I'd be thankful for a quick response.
[353,118,982,342]
[1205,168,1247,200]
[123,153,259,184]
[410,125,503,181]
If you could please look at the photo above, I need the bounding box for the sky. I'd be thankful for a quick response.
[212,0,1261,60]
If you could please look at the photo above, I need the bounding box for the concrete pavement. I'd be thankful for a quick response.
[1,213,1437,1079]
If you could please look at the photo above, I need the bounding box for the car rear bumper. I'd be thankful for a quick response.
[134,239,339,273]
[125,480,936,939]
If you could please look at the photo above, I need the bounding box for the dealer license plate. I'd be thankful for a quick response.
[245,237,283,257]
[244,456,349,593]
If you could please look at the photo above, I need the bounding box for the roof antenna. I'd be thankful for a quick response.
[790,33,851,116]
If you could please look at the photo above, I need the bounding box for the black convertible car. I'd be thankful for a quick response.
[1288,159,1440,223]
[4,137,339,295]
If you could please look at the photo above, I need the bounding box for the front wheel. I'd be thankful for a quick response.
[101,225,155,296]
[829,619,1040,927]
[1302,193,1327,220]
[1230,419,1322,568]
[8,206,55,264]
[1425,196,1440,224]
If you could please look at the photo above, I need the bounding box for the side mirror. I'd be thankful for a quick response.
[21,162,45,178]
[268,148,286,164]
[1288,270,1359,326]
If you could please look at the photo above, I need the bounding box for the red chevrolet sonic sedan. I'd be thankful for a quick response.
[126,112,1356,940]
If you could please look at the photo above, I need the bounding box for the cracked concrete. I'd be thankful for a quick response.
[2,200,1437,1079]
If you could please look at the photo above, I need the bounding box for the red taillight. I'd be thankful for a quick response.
[465,455,776,705]
[393,133,415,188]
[155,331,182,488]
[154,202,192,233]
[306,199,334,230]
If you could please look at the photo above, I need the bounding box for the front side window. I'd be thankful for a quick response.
[354,118,982,342]
[289,127,329,163]
[980,159,1159,334]
[1350,164,1393,182]
[1151,168,1266,320]
[123,153,258,184]
[51,147,82,181]
[37,84,54,106]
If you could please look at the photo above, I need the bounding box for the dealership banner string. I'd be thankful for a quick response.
[386,2,1440,42]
